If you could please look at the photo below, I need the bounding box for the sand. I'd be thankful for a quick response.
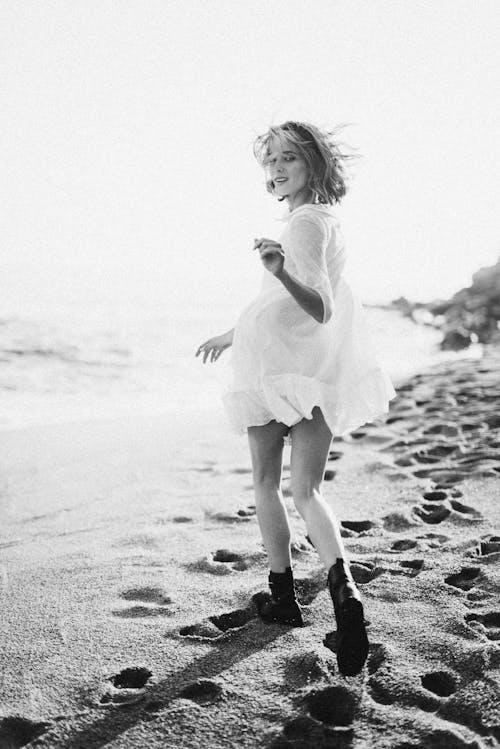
[0,347,499,749]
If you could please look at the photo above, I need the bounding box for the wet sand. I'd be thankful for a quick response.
[0,347,499,748]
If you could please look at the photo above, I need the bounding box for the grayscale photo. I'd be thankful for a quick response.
[1,2,499,748]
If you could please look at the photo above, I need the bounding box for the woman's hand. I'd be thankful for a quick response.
[195,329,234,363]
[253,237,285,277]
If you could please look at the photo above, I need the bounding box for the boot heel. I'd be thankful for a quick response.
[335,596,369,676]
[327,559,369,676]
[254,567,304,628]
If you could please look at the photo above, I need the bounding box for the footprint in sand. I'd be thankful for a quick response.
[412,452,442,464]
[383,512,418,531]
[120,586,172,604]
[466,588,493,603]
[390,538,418,551]
[236,505,257,517]
[179,679,223,704]
[423,423,462,439]
[416,532,449,548]
[464,611,500,641]
[271,692,361,748]
[426,444,458,458]
[449,499,483,521]
[212,549,248,567]
[422,490,448,501]
[367,660,453,715]
[205,507,255,523]
[179,605,256,641]
[385,415,406,425]
[100,666,153,706]
[350,561,386,584]
[412,467,469,486]
[112,587,173,618]
[350,430,367,440]
[420,670,457,697]
[291,537,315,556]
[274,715,333,747]
[414,504,451,525]
[0,716,51,748]
[191,549,253,575]
[340,519,376,534]
[305,684,359,726]
[399,559,424,576]
[444,567,481,591]
[433,472,473,488]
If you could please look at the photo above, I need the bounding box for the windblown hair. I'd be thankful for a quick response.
[253,120,358,204]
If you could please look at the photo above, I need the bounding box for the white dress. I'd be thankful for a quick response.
[219,203,397,445]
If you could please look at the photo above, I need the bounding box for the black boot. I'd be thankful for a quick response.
[254,566,304,627]
[327,557,369,676]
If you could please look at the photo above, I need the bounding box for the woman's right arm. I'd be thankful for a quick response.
[195,327,235,363]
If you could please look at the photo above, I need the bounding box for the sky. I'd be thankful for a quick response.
[1,0,499,316]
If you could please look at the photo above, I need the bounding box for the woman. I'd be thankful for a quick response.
[195,121,396,676]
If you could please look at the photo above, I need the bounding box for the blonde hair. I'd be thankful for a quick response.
[253,120,358,204]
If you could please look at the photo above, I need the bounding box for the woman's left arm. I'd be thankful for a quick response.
[274,266,327,324]
[254,214,334,324]
[278,214,334,324]
[254,234,326,323]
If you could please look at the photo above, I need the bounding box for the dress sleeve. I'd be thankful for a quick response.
[284,213,334,324]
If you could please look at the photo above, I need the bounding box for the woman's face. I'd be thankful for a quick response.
[265,135,311,205]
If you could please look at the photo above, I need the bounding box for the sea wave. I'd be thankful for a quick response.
[0,303,482,430]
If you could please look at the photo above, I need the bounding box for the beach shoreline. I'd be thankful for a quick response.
[0,346,499,748]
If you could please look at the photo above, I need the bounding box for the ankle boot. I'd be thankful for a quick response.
[327,557,369,676]
[254,566,304,627]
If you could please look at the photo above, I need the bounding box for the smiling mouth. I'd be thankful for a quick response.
[274,178,288,183]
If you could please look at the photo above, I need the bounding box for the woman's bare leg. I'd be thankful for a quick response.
[289,406,349,571]
[290,407,368,673]
[247,420,291,573]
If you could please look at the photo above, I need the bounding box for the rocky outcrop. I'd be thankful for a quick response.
[388,256,500,351]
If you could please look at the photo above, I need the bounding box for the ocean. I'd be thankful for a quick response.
[0,296,482,432]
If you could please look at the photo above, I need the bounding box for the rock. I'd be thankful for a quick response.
[441,328,473,351]
[390,296,415,318]
[393,255,500,349]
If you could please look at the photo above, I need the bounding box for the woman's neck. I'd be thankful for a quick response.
[286,190,315,212]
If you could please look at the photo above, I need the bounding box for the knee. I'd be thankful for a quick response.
[292,485,320,516]
[252,471,281,494]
